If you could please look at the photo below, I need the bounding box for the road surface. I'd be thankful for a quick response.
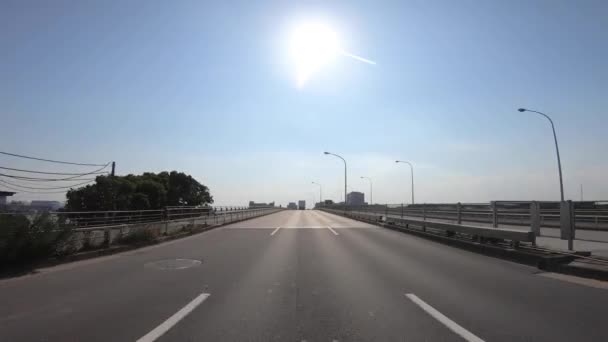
[1,210,607,341]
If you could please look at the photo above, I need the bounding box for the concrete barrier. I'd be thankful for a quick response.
[66,208,282,253]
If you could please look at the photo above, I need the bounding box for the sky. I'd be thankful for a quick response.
[1,0,607,207]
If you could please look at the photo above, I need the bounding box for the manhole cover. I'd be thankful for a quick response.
[144,259,202,270]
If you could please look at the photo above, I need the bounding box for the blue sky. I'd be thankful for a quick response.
[1,0,607,206]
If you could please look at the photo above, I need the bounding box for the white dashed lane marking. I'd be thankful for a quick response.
[405,293,484,342]
[327,226,339,235]
[136,292,210,342]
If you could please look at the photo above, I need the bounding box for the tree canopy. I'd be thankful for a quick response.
[65,171,213,211]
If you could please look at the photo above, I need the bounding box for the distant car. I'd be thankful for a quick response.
[287,202,298,210]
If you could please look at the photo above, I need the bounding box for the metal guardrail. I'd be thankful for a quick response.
[59,206,282,253]
[39,206,271,229]
[1,206,282,255]
[321,207,535,246]
[321,202,608,231]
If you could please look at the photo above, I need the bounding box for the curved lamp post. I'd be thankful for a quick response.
[517,108,564,202]
[395,160,415,205]
[324,152,347,206]
[312,181,323,207]
[360,176,372,205]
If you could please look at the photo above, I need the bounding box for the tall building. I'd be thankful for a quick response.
[346,191,365,206]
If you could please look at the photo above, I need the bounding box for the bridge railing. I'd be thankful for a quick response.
[50,205,269,229]
[322,201,608,231]
[319,206,536,247]
[35,206,282,253]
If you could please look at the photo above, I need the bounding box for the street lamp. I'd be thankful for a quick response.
[312,181,323,207]
[324,151,347,206]
[395,160,415,205]
[360,176,373,205]
[517,108,564,202]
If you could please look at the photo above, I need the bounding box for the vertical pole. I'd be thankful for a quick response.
[580,184,583,201]
[370,180,373,205]
[164,207,169,234]
[110,161,116,211]
[492,202,498,228]
[530,201,541,239]
[457,202,462,225]
[550,121,565,203]
[423,203,426,221]
[401,203,404,218]
[344,161,347,212]
[422,203,427,231]
[410,163,415,205]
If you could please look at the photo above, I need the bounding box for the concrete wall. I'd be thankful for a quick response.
[65,208,281,253]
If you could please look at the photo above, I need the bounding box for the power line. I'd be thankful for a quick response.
[0,151,108,167]
[0,181,70,194]
[0,173,99,182]
[0,177,95,190]
[0,163,110,175]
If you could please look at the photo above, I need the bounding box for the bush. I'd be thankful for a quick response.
[117,228,156,245]
[0,213,73,267]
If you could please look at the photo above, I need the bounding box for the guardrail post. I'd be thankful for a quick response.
[530,201,541,239]
[422,203,427,232]
[560,200,575,251]
[457,202,462,225]
[163,207,169,235]
[492,202,498,228]
[595,215,599,228]
[104,226,111,247]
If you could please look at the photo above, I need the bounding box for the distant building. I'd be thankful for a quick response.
[0,191,16,206]
[346,191,365,206]
[298,200,306,210]
[30,200,63,211]
[287,202,298,209]
[249,201,275,208]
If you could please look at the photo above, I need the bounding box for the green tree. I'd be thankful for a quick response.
[65,171,213,211]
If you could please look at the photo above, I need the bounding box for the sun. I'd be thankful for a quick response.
[288,20,340,87]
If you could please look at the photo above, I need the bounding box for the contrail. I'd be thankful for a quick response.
[340,50,377,65]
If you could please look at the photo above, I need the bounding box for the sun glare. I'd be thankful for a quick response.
[288,20,340,87]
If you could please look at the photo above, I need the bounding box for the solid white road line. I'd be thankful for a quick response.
[136,292,210,342]
[270,227,281,236]
[327,226,339,235]
[404,294,484,342]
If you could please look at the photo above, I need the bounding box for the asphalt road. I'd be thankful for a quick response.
[1,210,607,341]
